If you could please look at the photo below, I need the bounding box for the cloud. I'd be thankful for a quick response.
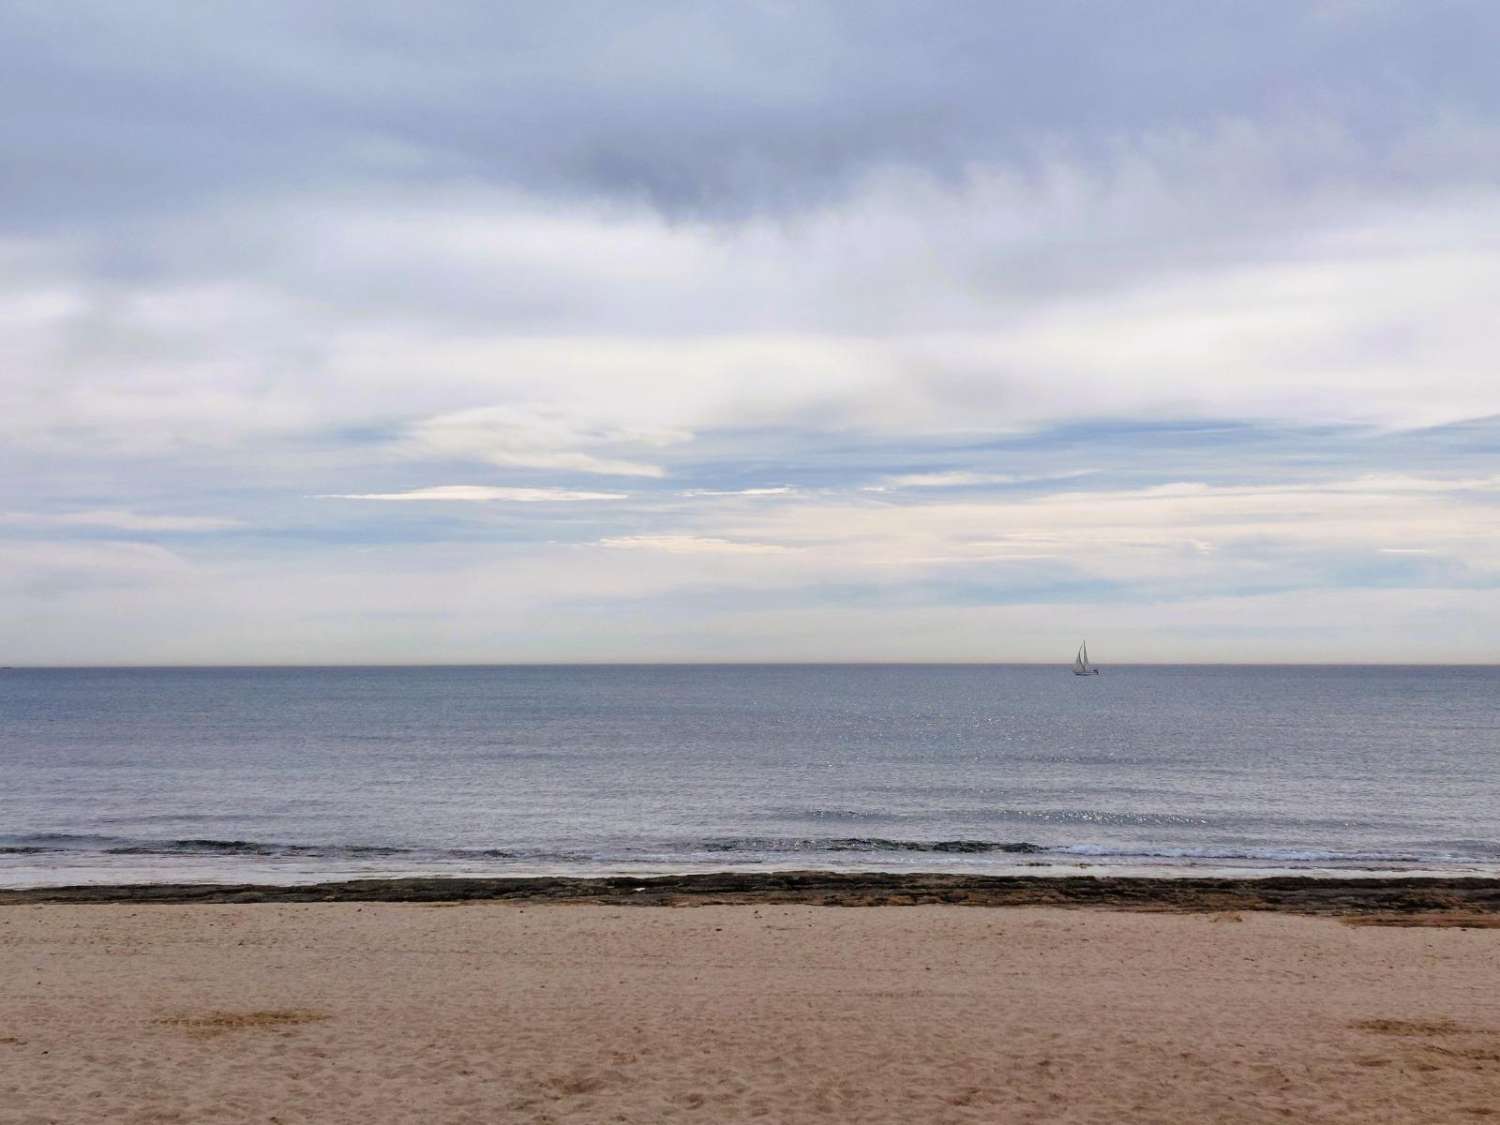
[317,485,627,503]
[678,487,796,497]
[704,472,1500,582]
[0,510,242,531]
[597,535,794,556]
[0,540,191,598]
[4,4,1500,660]
[403,406,679,477]
[877,472,1023,489]
[8,172,1499,479]
[871,471,1095,490]
[4,2,1499,225]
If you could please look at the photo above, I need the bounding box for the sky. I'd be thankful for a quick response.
[2,0,1498,664]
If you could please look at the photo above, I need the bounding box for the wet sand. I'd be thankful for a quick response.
[2,894,1498,1123]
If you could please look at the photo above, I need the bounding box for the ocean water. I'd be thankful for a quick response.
[1,665,1497,887]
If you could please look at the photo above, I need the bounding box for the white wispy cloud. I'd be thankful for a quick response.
[875,472,1019,489]
[0,510,242,531]
[868,470,1096,491]
[1125,475,1500,501]
[678,486,796,497]
[403,405,680,478]
[0,540,192,593]
[597,535,794,555]
[317,486,627,503]
[707,473,1500,578]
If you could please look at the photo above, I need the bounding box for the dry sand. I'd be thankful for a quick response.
[1,902,1497,1124]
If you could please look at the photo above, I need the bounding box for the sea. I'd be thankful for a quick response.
[1,665,1497,887]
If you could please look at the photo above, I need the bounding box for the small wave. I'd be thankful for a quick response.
[1055,844,1437,864]
[103,839,413,858]
[701,837,1046,855]
[696,837,1484,865]
[2,833,1493,870]
[0,833,126,852]
[0,834,518,861]
[1408,839,1500,860]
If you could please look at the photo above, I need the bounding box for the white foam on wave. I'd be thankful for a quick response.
[1055,843,1451,864]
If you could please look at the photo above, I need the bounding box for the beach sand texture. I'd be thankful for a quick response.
[2,903,1497,1124]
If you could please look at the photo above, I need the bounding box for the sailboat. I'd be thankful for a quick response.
[1072,641,1100,676]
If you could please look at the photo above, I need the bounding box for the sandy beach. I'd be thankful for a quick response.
[2,897,1497,1124]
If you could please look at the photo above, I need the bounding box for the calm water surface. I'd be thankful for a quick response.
[1,665,1496,885]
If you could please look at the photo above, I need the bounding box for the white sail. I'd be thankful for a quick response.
[1073,641,1098,675]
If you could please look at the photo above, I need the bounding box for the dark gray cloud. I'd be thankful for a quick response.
[4,0,1499,231]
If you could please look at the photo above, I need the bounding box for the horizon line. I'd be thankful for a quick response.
[3,661,1497,671]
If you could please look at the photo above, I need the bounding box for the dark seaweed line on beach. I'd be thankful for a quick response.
[4,871,1500,914]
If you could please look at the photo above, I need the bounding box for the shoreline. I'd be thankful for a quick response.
[6,869,1500,913]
